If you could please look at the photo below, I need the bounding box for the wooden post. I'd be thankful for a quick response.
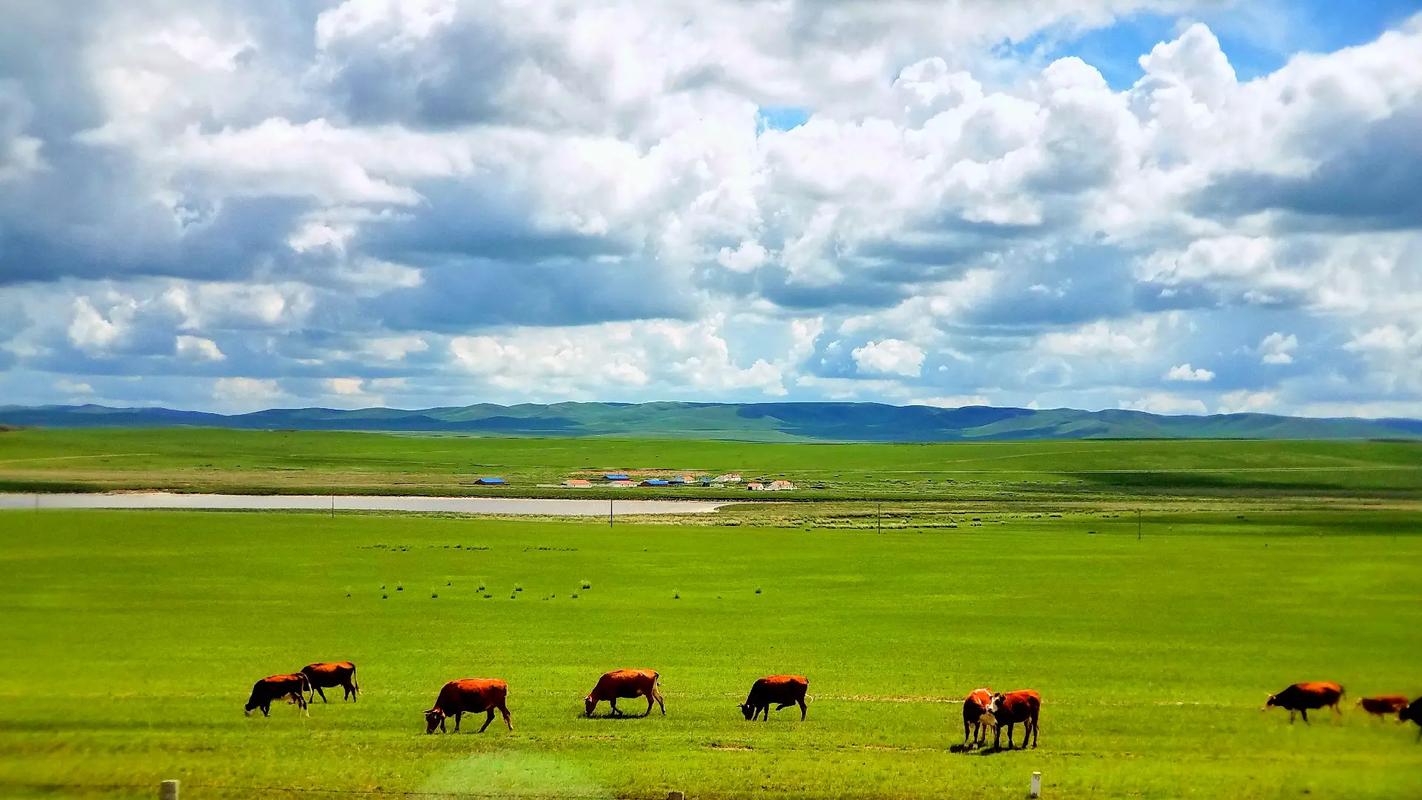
[1030,771,1041,798]
[609,498,614,528]
[331,494,336,518]
[160,779,179,800]
[667,792,685,800]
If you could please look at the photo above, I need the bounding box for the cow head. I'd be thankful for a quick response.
[243,704,255,717]
[584,695,597,717]
[424,708,444,734]
[1401,704,1418,724]
[739,703,755,720]
[1263,693,1279,711]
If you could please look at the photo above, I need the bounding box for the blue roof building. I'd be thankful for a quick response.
[474,477,507,485]
[604,473,630,481]
[640,478,670,487]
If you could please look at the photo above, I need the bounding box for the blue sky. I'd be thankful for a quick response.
[1,1,1420,417]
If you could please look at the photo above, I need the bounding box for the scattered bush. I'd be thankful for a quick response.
[477,582,486,591]
[431,592,438,599]
[580,579,592,590]
[571,593,579,599]
[396,583,404,592]
[754,587,762,595]
[673,590,680,600]
[381,593,388,600]
[514,584,523,592]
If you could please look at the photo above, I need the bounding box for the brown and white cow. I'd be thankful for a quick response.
[740,675,809,721]
[1263,682,1344,724]
[1357,695,1409,717]
[962,688,993,747]
[584,669,664,717]
[1398,698,1422,741]
[984,690,1040,750]
[301,661,360,703]
[245,673,311,717]
[423,678,512,734]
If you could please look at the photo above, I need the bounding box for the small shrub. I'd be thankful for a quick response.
[514,584,523,592]
[673,590,680,600]
[477,582,486,591]
[431,592,438,599]
[381,593,388,600]
[571,593,579,599]
[380,584,386,590]
[580,579,591,590]
[396,583,404,592]
[483,594,492,599]
[509,593,517,600]
[446,581,452,586]
[754,587,762,595]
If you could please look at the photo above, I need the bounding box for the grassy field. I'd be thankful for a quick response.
[2,508,1421,799]
[2,428,1420,501]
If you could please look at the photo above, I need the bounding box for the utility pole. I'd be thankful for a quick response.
[609,498,614,528]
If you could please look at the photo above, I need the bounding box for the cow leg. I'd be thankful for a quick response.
[1300,709,1309,725]
[992,724,1002,750]
[439,716,447,733]
[261,702,271,717]
[315,685,328,703]
[655,688,666,716]
[609,698,621,716]
[1288,710,1295,724]
[644,693,654,717]
[478,709,495,733]
[798,698,807,721]
[498,702,513,731]
[1007,723,1016,749]
[453,711,463,732]
[344,681,355,702]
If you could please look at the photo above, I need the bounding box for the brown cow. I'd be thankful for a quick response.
[740,675,809,721]
[1399,698,1422,741]
[1358,695,1409,717]
[584,668,664,717]
[1263,682,1344,724]
[245,673,310,717]
[962,688,992,747]
[302,662,360,703]
[984,690,1040,750]
[423,678,512,734]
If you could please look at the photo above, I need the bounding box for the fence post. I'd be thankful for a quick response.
[1030,771,1042,798]
[667,792,685,800]
[160,779,179,800]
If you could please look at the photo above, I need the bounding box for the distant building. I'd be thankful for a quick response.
[766,480,795,491]
[668,476,686,486]
[607,480,635,488]
[746,481,765,491]
[563,479,592,488]
[474,477,507,486]
[714,473,742,483]
[641,478,670,487]
[604,473,630,481]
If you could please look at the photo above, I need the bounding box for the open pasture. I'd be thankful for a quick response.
[2,508,1420,798]
[1,428,1420,501]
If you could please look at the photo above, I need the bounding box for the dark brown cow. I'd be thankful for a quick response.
[1399,698,1422,741]
[423,678,512,734]
[302,661,359,703]
[984,690,1040,750]
[245,673,310,717]
[1357,695,1409,717]
[584,668,664,717]
[1263,682,1344,724]
[962,688,992,747]
[740,675,809,721]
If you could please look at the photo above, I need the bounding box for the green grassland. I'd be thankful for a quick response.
[2,428,1420,501]
[2,509,1421,799]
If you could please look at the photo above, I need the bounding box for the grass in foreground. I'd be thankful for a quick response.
[1,509,1420,798]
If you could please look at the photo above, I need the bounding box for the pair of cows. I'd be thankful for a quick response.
[961,689,1041,750]
[423,670,811,734]
[244,662,360,717]
[1265,682,1422,737]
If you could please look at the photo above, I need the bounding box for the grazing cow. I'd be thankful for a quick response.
[962,688,993,747]
[1263,682,1344,724]
[584,669,664,717]
[301,662,360,703]
[1398,698,1422,741]
[1358,695,1409,717]
[740,675,809,721]
[423,679,512,734]
[984,690,1040,750]
[245,673,311,717]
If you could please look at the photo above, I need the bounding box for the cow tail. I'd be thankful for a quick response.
[303,673,314,704]
[352,666,360,695]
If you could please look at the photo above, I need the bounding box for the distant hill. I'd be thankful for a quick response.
[1,402,1419,442]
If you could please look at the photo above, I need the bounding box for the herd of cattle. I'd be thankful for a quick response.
[246,666,1422,746]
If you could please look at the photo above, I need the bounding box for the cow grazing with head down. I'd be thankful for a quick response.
[740,675,809,721]
[584,669,664,717]
[962,688,993,747]
[1358,695,1409,718]
[1399,698,1422,741]
[245,673,311,717]
[424,678,512,734]
[1263,682,1344,724]
[302,661,359,703]
[984,690,1040,750]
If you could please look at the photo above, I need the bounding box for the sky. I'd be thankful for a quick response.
[1,1,1420,417]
